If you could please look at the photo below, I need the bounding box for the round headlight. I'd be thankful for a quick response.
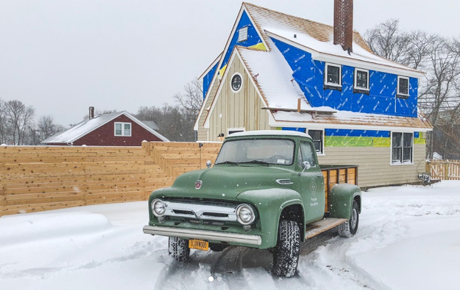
[236,204,255,225]
[151,199,166,217]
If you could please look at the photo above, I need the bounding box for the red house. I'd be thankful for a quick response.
[42,110,168,146]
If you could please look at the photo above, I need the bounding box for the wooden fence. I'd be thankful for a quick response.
[427,160,460,180]
[0,142,221,217]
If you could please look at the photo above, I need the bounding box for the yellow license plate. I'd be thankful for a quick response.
[189,239,209,251]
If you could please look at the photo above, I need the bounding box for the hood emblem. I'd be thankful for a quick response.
[195,180,202,189]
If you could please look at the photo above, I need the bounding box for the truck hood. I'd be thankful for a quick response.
[157,165,294,201]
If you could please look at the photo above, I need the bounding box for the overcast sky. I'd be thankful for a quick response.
[0,0,458,127]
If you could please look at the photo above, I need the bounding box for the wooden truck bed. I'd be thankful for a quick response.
[321,165,358,214]
[303,165,358,240]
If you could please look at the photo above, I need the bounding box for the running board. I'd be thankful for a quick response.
[305,218,348,239]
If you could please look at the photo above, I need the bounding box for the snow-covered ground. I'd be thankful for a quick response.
[1,181,460,290]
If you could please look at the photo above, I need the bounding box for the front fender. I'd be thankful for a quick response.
[329,183,361,219]
[237,188,303,249]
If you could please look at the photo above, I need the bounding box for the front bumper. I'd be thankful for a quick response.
[143,225,262,246]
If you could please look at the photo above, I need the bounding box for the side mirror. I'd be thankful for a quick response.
[299,161,311,176]
[302,161,311,170]
[206,160,212,168]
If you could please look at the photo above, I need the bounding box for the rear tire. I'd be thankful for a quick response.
[272,220,300,278]
[338,199,359,238]
[168,237,190,262]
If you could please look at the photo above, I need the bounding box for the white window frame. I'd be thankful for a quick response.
[307,129,324,155]
[390,132,414,165]
[397,76,410,96]
[237,26,248,42]
[230,73,243,93]
[354,68,370,91]
[114,122,132,137]
[324,63,342,87]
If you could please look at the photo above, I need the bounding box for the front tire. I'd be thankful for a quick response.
[168,237,190,262]
[272,220,300,277]
[338,199,359,238]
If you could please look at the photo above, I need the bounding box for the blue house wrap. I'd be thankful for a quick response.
[270,38,418,118]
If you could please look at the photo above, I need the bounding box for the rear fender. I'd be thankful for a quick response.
[329,183,361,219]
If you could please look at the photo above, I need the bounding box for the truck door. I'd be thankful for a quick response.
[298,140,325,224]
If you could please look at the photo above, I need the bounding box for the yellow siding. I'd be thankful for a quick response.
[197,76,220,141]
[207,55,270,141]
[318,144,426,187]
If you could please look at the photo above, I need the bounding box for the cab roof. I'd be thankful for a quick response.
[227,130,312,139]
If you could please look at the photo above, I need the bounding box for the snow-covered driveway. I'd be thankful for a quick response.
[1,181,460,290]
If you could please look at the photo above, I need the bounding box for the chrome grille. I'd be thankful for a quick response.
[162,200,238,222]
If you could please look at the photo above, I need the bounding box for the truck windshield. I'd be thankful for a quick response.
[215,139,295,165]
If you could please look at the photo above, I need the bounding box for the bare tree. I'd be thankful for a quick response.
[35,115,65,143]
[4,100,35,145]
[366,21,460,159]
[365,19,413,66]
[0,99,11,144]
[135,104,195,142]
[173,78,203,121]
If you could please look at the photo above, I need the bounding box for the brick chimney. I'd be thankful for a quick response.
[89,106,95,120]
[333,0,353,53]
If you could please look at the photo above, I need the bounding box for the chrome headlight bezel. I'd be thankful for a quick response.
[236,204,256,225]
[151,199,166,217]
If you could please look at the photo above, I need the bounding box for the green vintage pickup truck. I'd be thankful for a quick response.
[143,130,361,277]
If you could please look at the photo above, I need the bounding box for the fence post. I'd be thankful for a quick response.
[444,161,448,180]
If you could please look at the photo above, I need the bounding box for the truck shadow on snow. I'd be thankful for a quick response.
[153,228,338,290]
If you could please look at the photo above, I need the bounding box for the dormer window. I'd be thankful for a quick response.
[237,26,248,42]
[324,63,341,90]
[354,68,369,94]
[397,76,409,98]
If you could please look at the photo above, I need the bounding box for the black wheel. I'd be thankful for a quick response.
[272,220,300,278]
[338,199,359,238]
[168,237,190,262]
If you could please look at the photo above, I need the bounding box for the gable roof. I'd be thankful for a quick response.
[244,2,423,77]
[42,111,169,144]
[203,42,431,132]
[195,3,426,132]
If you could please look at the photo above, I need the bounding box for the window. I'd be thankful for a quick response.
[397,76,409,98]
[392,132,413,164]
[354,68,369,93]
[215,139,295,165]
[237,27,248,42]
[230,73,242,92]
[308,130,324,154]
[324,63,341,90]
[299,141,317,168]
[114,122,132,137]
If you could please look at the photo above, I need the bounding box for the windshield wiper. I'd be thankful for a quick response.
[238,160,270,165]
[215,161,239,165]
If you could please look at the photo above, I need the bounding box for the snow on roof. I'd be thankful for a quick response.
[228,130,311,139]
[237,43,311,111]
[42,111,169,144]
[244,3,423,77]
[140,120,160,131]
[271,110,433,131]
